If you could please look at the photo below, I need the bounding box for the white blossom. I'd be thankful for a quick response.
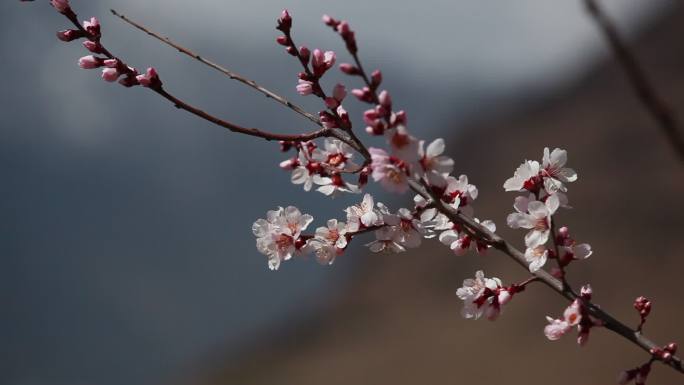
[439,219,495,256]
[345,193,382,231]
[313,174,359,196]
[252,206,313,270]
[507,194,559,248]
[456,270,504,320]
[366,226,405,253]
[312,138,358,171]
[370,147,409,193]
[525,245,549,272]
[542,147,578,193]
[387,125,420,163]
[503,160,540,192]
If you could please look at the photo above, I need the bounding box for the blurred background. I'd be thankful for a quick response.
[2,1,683,384]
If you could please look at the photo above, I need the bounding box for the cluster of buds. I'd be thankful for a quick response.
[544,285,599,345]
[619,343,677,385]
[455,271,530,321]
[634,296,652,331]
[322,15,357,54]
[279,139,360,196]
[49,2,160,89]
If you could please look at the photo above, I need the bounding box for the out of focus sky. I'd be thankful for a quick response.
[0,1,675,385]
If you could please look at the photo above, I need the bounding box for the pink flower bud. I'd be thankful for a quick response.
[83,40,104,53]
[378,90,392,108]
[371,70,382,87]
[136,67,161,88]
[337,21,351,34]
[324,97,339,109]
[364,109,379,124]
[275,35,289,46]
[394,110,407,126]
[580,284,593,300]
[101,68,120,82]
[50,0,70,13]
[277,9,292,31]
[83,17,101,39]
[665,342,678,354]
[56,29,84,42]
[279,157,299,170]
[319,111,337,129]
[332,83,346,102]
[78,55,103,69]
[103,59,119,68]
[296,79,313,96]
[312,49,336,76]
[322,14,337,27]
[339,63,359,75]
[299,46,310,63]
[351,88,366,100]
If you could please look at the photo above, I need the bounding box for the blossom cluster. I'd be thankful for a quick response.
[505,148,591,274]
[50,0,160,88]
[543,285,599,345]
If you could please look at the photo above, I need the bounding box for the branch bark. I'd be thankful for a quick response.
[583,0,684,163]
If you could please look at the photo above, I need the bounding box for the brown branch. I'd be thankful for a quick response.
[583,0,684,163]
[109,9,322,128]
[154,87,329,141]
[408,179,683,374]
[56,7,329,143]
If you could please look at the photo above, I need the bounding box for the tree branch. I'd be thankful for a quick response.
[109,9,322,128]
[583,0,684,163]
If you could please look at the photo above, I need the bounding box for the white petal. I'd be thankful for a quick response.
[549,148,567,167]
[545,194,560,215]
[507,213,535,229]
[527,201,549,219]
[559,167,577,182]
[525,229,549,248]
[574,243,592,259]
[503,176,524,192]
[426,138,445,157]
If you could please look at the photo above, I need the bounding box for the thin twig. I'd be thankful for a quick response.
[58,8,329,143]
[110,9,322,128]
[154,87,330,141]
[583,0,684,162]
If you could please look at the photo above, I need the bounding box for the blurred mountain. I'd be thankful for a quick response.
[195,4,684,385]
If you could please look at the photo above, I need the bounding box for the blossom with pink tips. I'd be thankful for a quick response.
[369,147,409,194]
[252,206,313,270]
[101,68,120,82]
[387,125,420,163]
[418,138,454,181]
[136,67,161,88]
[78,55,103,69]
[542,147,578,193]
[296,79,313,95]
[456,270,508,321]
[507,194,559,248]
[83,17,101,39]
[311,49,335,76]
